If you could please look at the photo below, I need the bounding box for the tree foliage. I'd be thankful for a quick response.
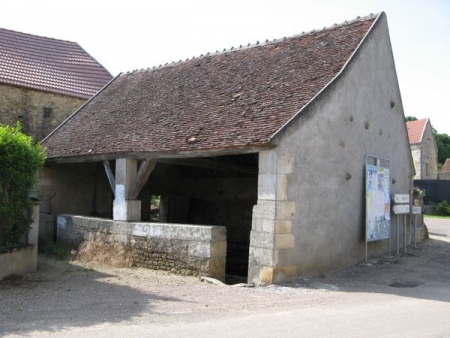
[0,123,46,248]
[405,116,418,122]
[435,132,450,166]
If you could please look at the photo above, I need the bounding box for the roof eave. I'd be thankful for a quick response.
[45,144,275,164]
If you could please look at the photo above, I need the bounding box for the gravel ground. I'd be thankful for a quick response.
[1,217,449,337]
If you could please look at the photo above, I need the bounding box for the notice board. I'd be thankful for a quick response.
[365,155,390,242]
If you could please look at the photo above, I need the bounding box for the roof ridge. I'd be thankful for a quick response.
[122,12,379,76]
[0,26,77,46]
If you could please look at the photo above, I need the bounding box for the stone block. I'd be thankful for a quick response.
[99,219,112,231]
[250,231,274,249]
[252,200,276,220]
[188,241,210,258]
[252,218,275,233]
[275,220,292,233]
[210,226,227,241]
[258,149,277,174]
[210,241,227,258]
[277,154,294,174]
[248,247,274,266]
[81,217,100,229]
[275,233,295,249]
[259,267,274,284]
[273,266,298,283]
[276,201,296,220]
[113,199,141,221]
[276,174,288,201]
[258,173,276,200]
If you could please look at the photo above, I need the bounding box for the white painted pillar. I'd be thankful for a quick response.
[113,158,142,221]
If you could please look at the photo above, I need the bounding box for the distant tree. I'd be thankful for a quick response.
[405,116,418,122]
[435,131,450,167]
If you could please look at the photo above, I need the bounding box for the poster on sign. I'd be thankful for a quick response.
[366,157,390,242]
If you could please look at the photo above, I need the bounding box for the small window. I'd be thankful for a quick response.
[43,107,52,118]
[426,163,429,177]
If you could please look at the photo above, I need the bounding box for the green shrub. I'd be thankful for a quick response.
[434,200,450,216]
[0,123,46,248]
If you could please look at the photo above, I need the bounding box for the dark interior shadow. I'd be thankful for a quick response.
[0,257,187,336]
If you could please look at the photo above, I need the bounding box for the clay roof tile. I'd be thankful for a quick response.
[0,28,112,99]
[43,14,379,160]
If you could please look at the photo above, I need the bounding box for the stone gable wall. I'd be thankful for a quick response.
[0,84,85,141]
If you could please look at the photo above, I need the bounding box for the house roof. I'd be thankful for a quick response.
[442,159,450,173]
[43,13,380,162]
[0,28,112,99]
[406,118,429,144]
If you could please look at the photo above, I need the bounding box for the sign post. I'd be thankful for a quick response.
[391,194,410,255]
[412,205,422,248]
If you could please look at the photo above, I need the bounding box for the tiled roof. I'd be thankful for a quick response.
[406,118,428,144]
[442,159,450,173]
[0,28,112,99]
[43,14,379,161]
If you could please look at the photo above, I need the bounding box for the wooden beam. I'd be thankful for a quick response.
[45,145,273,164]
[103,160,115,197]
[128,159,156,200]
[157,158,257,175]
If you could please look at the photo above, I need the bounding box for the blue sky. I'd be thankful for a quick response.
[1,0,449,134]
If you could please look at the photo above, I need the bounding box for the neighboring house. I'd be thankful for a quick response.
[406,118,438,179]
[42,12,415,284]
[0,27,113,141]
[0,27,113,247]
[438,158,450,180]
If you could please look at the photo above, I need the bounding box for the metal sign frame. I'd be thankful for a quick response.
[365,154,390,263]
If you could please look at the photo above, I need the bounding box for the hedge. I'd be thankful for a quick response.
[0,123,46,248]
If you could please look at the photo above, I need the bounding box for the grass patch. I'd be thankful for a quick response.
[40,244,71,261]
[424,214,450,219]
[74,231,133,268]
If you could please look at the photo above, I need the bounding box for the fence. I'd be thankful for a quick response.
[414,180,450,205]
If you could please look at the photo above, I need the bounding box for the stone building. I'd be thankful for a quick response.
[438,158,450,180]
[406,118,438,179]
[0,27,113,141]
[42,13,416,284]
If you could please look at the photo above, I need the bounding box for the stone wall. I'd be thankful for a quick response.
[0,203,40,281]
[411,146,421,179]
[0,84,85,141]
[57,215,227,281]
[248,14,419,284]
[438,172,450,180]
[38,163,113,247]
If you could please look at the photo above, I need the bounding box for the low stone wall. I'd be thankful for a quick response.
[0,203,40,281]
[57,215,227,281]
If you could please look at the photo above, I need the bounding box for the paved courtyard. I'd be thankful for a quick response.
[1,217,449,337]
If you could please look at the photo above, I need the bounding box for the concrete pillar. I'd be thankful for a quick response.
[113,158,141,221]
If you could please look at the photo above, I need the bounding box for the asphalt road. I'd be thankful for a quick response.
[1,217,449,338]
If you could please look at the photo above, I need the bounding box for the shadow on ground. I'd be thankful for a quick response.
[278,220,450,304]
[0,257,186,336]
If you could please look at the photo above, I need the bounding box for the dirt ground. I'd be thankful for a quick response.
[1,217,449,337]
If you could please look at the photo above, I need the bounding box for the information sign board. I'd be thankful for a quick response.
[366,156,390,242]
